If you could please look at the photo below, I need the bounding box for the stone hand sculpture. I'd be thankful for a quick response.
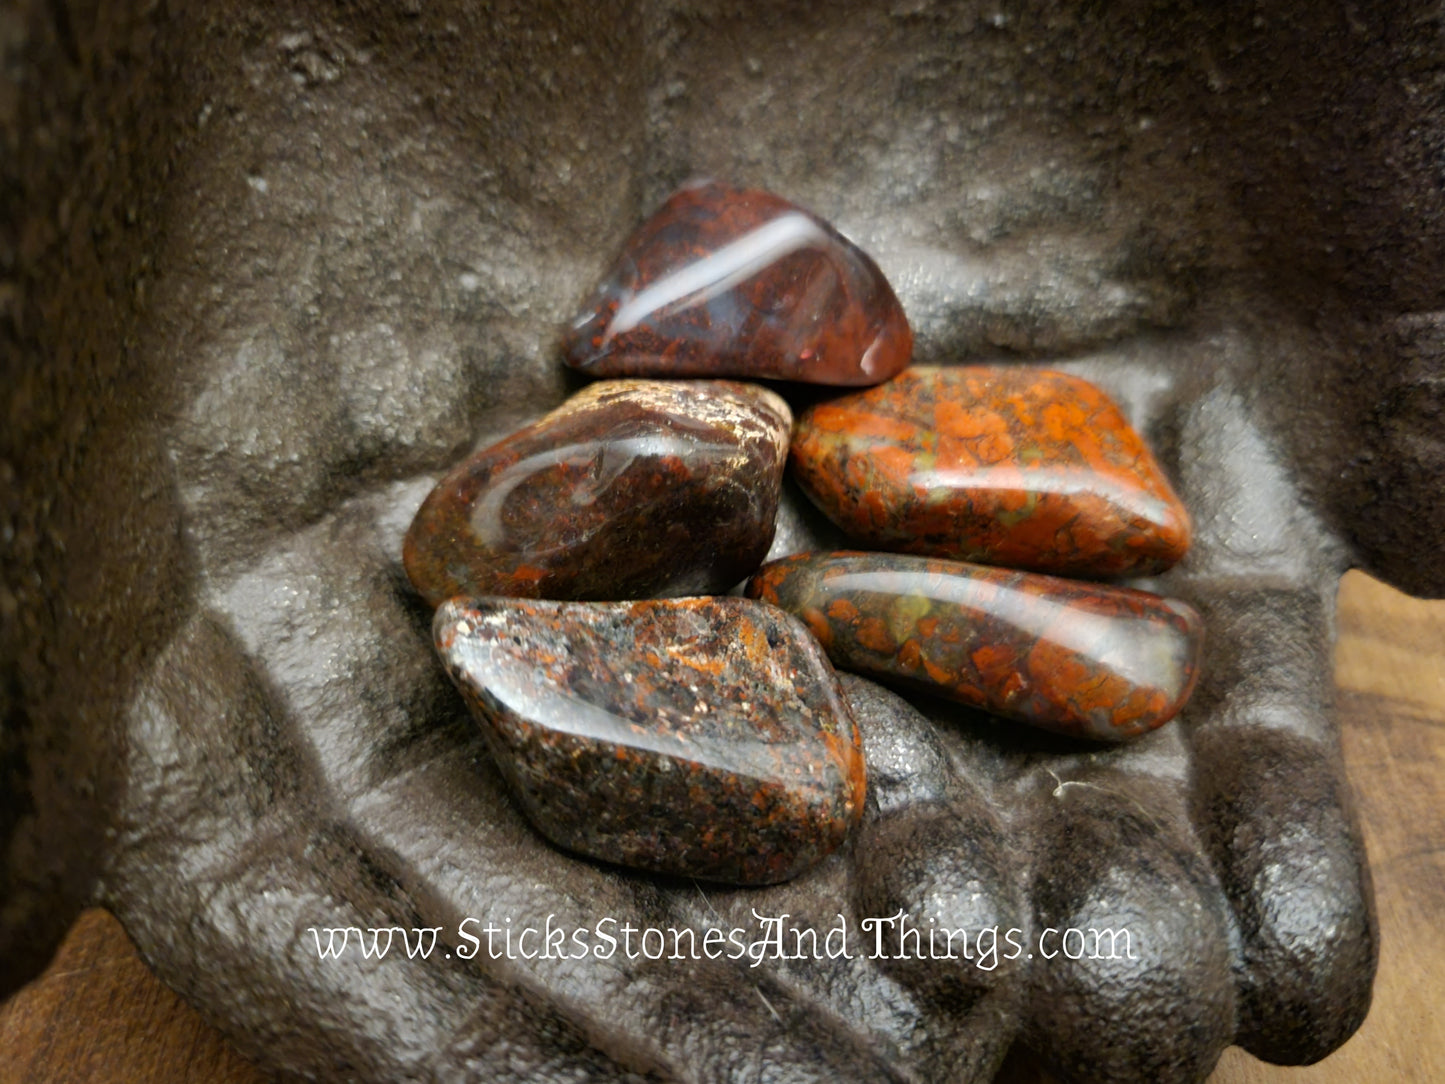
[4,1,1443,1082]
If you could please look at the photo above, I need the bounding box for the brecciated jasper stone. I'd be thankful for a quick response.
[790,366,1192,577]
[403,380,791,608]
[435,595,866,884]
[562,180,913,385]
[747,552,1203,742]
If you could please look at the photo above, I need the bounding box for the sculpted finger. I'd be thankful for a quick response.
[356,750,912,1083]
[1185,583,1376,1063]
[842,675,1026,1083]
[1170,382,1377,1064]
[107,610,647,1082]
[1012,730,1235,1084]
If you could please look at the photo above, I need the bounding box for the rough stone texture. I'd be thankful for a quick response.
[562,180,913,385]
[7,0,1445,1082]
[403,379,790,606]
[748,551,1203,742]
[790,366,1191,576]
[434,595,865,884]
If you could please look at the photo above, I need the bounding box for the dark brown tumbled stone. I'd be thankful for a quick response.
[435,595,867,884]
[403,380,791,607]
[562,180,913,385]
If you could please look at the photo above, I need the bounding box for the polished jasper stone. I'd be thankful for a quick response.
[562,180,913,385]
[435,595,866,884]
[790,366,1191,577]
[747,551,1203,742]
[404,380,790,608]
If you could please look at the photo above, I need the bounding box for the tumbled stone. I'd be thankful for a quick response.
[790,366,1191,577]
[747,551,1203,742]
[435,595,867,884]
[403,380,790,608]
[562,180,913,385]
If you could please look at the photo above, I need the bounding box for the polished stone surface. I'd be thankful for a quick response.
[748,551,1203,741]
[435,595,866,884]
[404,379,790,607]
[790,366,1191,577]
[562,180,912,385]
[21,1,1430,1078]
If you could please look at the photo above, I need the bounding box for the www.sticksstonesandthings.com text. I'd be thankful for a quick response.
[307,911,1138,970]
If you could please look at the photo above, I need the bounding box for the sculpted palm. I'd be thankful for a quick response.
[5,1,1442,1082]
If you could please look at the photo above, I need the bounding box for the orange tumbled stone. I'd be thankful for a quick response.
[746,551,1203,742]
[789,366,1191,577]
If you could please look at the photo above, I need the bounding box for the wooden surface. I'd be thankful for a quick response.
[2,569,1442,1083]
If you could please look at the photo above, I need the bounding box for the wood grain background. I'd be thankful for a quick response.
[3,569,1441,1083]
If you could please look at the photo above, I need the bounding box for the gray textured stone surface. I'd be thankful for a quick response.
[5,1,1444,1081]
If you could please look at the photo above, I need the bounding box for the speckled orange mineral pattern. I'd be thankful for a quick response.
[747,551,1204,742]
[435,595,866,884]
[790,366,1192,577]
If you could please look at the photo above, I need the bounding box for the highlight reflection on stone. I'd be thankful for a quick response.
[563,180,913,385]
[435,595,867,884]
[790,366,1192,577]
[403,380,790,608]
[747,551,1203,742]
